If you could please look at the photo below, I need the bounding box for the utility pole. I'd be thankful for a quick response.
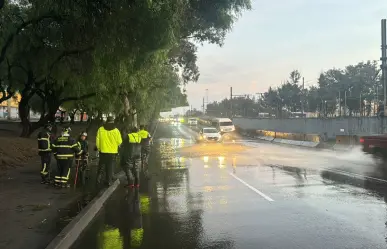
[382,19,387,116]
[301,77,304,116]
[202,97,205,114]
[230,87,233,118]
[360,93,362,117]
[344,91,347,116]
[376,86,379,115]
[205,89,209,114]
[339,91,341,117]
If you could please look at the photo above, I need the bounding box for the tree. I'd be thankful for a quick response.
[0,0,252,137]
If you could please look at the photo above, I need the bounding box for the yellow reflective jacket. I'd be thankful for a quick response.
[121,132,142,162]
[96,125,122,154]
[138,129,151,146]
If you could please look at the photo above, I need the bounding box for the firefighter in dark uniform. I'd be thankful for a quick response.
[138,125,152,178]
[75,132,89,186]
[52,127,82,188]
[37,123,54,184]
[121,127,142,188]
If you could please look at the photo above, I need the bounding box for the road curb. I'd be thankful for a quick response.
[44,178,121,249]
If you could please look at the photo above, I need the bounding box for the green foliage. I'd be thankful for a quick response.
[0,0,251,135]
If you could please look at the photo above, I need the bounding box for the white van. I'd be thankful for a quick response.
[188,118,198,126]
[211,118,235,134]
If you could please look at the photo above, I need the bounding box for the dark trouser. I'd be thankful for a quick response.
[123,157,141,186]
[75,157,88,186]
[141,147,150,174]
[55,158,72,186]
[39,152,52,181]
[97,153,116,186]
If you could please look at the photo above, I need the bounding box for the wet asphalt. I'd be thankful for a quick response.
[71,123,387,249]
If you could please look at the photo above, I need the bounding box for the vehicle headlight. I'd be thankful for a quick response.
[202,135,206,138]
[221,129,224,131]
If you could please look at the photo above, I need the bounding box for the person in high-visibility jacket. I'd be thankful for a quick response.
[52,127,82,188]
[121,127,142,188]
[138,124,152,178]
[37,123,54,184]
[96,116,122,186]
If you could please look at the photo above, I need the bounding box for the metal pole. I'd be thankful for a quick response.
[205,89,208,113]
[230,87,233,118]
[339,91,341,117]
[301,77,304,116]
[344,91,347,116]
[360,93,362,117]
[202,97,205,114]
[376,86,379,115]
[382,19,387,116]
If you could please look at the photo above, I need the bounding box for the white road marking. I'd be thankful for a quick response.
[229,172,274,202]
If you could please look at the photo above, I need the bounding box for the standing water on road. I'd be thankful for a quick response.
[72,124,387,249]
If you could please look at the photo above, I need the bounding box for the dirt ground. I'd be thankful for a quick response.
[0,121,99,249]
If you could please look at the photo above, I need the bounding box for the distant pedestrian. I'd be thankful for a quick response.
[37,123,54,184]
[96,116,122,186]
[52,127,82,188]
[121,127,142,188]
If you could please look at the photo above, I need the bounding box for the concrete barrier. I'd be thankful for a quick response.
[236,125,322,148]
[301,141,319,147]
[45,178,121,249]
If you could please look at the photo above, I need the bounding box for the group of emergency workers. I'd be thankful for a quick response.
[37,116,151,189]
[37,123,89,188]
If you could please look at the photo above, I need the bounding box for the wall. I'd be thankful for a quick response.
[0,106,40,120]
[233,117,387,140]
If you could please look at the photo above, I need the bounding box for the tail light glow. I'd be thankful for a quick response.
[359,138,364,143]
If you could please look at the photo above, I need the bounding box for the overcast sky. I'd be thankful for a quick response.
[185,0,387,110]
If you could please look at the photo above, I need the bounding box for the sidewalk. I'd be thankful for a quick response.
[0,123,98,249]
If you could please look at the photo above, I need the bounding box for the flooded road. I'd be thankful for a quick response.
[72,123,387,249]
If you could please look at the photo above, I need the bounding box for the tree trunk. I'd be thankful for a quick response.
[19,98,32,137]
[122,94,133,130]
[26,101,60,137]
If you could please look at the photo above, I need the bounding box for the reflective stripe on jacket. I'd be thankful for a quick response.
[37,131,52,152]
[52,135,82,159]
[96,127,122,154]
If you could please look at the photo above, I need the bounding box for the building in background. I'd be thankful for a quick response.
[0,92,41,120]
[0,93,20,119]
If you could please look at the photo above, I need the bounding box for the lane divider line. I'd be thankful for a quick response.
[229,172,274,202]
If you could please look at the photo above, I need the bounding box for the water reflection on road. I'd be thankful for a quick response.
[71,124,387,249]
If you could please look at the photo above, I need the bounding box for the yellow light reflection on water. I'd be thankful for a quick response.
[130,228,144,248]
[140,195,150,214]
[100,226,123,249]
